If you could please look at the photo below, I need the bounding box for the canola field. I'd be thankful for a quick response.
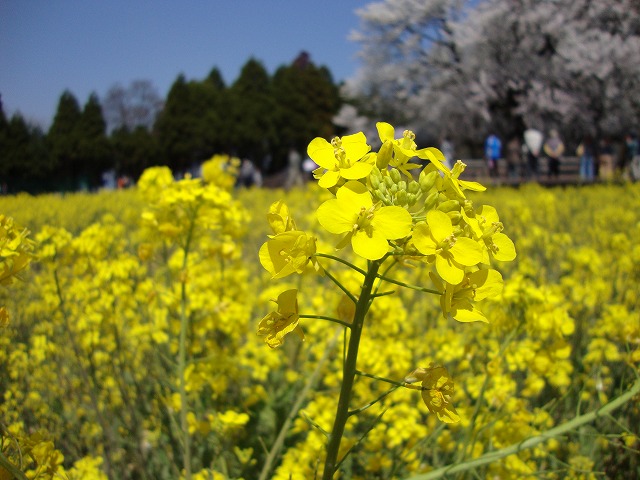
[1,145,639,479]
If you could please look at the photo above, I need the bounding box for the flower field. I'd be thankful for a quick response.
[1,143,639,479]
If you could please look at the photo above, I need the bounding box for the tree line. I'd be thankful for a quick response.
[0,53,341,193]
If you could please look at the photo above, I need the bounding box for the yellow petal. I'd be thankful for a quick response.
[336,181,373,208]
[342,132,371,160]
[449,237,483,266]
[307,137,336,170]
[352,229,389,260]
[371,206,413,239]
[469,269,503,300]
[318,169,340,189]
[427,210,453,242]
[476,205,499,224]
[276,289,298,314]
[412,223,437,255]
[376,122,395,142]
[459,179,486,192]
[491,233,517,261]
[451,300,488,323]
[340,162,374,180]
[317,199,358,234]
[436,253,464,285]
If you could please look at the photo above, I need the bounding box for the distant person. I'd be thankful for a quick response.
[505,136,521,179]
[524,128,543,179]
[439,136,454,170]
[629,133,640,181]
[238,158,256,188]
[484,133,502,178]
[543,129,564,178]
[597,137,615,180]
[576,135,595,182]
[623,133,639,179]
[285,147,303,190]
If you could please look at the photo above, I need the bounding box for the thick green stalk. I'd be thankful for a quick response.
[321,260,381,480]
[405,377,640,480]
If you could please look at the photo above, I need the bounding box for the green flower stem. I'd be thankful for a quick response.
[405,377,640,480]
[355,369,408,388]
[0,449,29,480]
[178,207,198,480]
[318,263,357,304]
[322,260,381,480]
[348,386,399,416]
[370,290,395,298]
[314,253,367,276]
[258,331,340,480]
[375,272,442,295]
[335,408,388,472]
[299,314,352,329]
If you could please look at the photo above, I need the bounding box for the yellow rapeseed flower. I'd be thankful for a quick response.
[474,205,517,263]
[430,269,504,323]
[0,214,36,286]
[316,181,412,260]
[412,210,483,284]
[405,364,460,423]
[307,132,374,189]
[257,289,303,348]
[259,230,317,279]
[377,122,446,176]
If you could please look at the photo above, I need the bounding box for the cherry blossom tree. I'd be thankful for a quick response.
[346,0,640,145]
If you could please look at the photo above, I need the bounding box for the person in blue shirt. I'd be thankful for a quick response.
[484,133,502,178]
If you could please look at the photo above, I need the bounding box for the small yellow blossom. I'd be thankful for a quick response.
[0,215,36,285]
[412,210,483,284]
[266,200,297,234]
[317,181,412,260]
[376,122,446,176]
[431,269,503,323]
[475,205,517,263]
[405,364,460,423]
[259,230,317,279]
[307,132,374,188]
[257,289,303,348]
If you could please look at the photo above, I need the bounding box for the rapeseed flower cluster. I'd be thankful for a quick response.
[258,122,519,478]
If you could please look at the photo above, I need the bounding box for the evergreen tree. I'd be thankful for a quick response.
[78,93,111,188]
[111,125,160,179]
[0,113,50,193]
[271,52,340,168]
[227,58,277,168]
[155,75,204,172]
[47,90,83,189]
[206,67,226,90]
[78,93,113,187]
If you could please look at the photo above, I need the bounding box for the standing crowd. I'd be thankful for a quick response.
[461,129,640,182]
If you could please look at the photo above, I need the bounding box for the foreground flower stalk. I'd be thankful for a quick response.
[257,122,517,478]
[322,259,381,479]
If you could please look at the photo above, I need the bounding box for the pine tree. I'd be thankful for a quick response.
[78,93,111,188]
[227,58,276,167]
[47,90,83,189]
[271,52,340,169]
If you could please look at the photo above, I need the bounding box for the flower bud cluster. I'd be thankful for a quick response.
[370,166,422,208]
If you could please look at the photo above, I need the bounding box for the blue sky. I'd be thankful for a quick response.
[0,1,372,128]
